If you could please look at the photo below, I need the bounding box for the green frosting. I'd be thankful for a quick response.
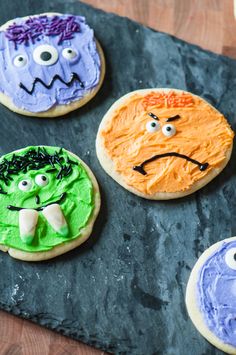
[0,146,95,252]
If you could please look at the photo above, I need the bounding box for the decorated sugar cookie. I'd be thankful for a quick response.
[0,146,100,261]
[96,89,234,199]
[186,237,236,354]
[0,13,105,117]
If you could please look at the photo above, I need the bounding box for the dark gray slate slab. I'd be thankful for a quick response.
[0,1,235,354]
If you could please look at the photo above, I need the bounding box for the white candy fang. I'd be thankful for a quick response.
[42,204,68,237]
[19,209,38,244]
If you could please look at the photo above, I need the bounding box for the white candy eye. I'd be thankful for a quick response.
[13,55,27,67]
[225,248,236,270]
[62,48,77,60]
[18,179,32,192]
[35,174,48,187]
[162,124,176,137]
[33,45,58,66]
[146,121,160,133]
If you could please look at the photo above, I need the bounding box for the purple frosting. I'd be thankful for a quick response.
[0,14,101,113]
[197,240,236,347]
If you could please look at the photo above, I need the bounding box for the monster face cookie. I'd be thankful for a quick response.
[96,89,234,199]
[186,237,236,354]
[0,13,105,117]
[0,146,100,261]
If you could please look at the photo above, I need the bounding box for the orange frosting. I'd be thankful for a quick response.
[101,91,234,195]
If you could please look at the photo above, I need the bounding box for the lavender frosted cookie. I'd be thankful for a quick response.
[0,13,105,117]
[186,237,236,354]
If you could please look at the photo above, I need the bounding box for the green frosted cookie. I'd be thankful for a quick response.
[0,146,100,261]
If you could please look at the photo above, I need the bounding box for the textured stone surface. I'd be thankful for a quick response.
[0,1,235,354]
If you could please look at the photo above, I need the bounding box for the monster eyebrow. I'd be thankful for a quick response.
[166,115,181,122]
[148,112,159,120]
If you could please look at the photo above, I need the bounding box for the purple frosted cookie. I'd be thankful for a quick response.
[0,13,105,117]
[186,237,236,353]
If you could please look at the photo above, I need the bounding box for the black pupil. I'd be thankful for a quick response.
[40,51,52,61]
[166,126,172,131]
[41,176,47,181]
[22,181,27,186]
[151,122,156,127]
[67,49,73,54]
[18,57,24,62]
[234,253,236,261]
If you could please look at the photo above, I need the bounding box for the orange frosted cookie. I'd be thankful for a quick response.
[96,89,234,199]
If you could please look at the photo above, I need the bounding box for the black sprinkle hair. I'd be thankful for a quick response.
[0,147,78,193]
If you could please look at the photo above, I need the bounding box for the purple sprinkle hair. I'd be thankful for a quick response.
[5,15,80,46]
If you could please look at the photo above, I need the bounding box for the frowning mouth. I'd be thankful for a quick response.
[19,73,84,95]
[7,192,67,211]
[133,152,209,175]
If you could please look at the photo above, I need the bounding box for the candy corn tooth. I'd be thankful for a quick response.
[42,204,69,237]
[19,209,38,245]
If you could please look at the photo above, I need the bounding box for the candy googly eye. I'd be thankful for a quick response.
[33,45,58,66]
[18,179,32,192]
[62,48,77,60]
[225,248,236,270]
[13,55,27,68]
[35,174,49,187]
[146,121,160,133]
[162,124,176,137]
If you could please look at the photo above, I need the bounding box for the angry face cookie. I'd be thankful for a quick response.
[0,146,100,261]
[186,237,236,354]
[96,89,234,199]
[0,13,105,117]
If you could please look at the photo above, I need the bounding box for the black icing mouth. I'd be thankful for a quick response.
[7,192,66,212]
[19,73,84,95]
[133,152,209,175]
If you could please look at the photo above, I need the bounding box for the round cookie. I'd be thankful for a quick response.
[0,146,100,261]
[186,237,236,354]
[0,13,105,117]
[96,88,234,200]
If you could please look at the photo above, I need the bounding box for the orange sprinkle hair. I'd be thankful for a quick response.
[142,91,194,109]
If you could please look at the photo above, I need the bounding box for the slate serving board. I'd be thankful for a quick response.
[0,1,235,354]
